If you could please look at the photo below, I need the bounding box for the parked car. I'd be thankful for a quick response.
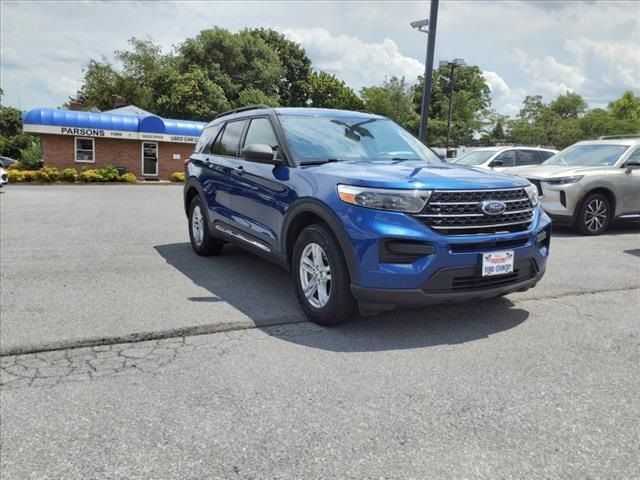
[184,106,550,325]
[0,166,8,187]
[452,146,558,172]
[509,137,640,235]
[0,156,17,168]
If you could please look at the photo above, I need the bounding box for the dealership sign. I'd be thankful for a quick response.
[23,124,199,144]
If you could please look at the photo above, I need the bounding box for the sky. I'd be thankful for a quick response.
[1,0,639,117]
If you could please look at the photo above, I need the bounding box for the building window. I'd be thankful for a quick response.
[75,137,95,163]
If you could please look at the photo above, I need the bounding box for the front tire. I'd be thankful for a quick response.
[292,224,357,326]
[188,197,224,256]
[576,193,611,235]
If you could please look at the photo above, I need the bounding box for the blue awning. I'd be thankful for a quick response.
[22,108,206,140]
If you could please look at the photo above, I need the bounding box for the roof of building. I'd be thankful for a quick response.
[102,105,156,117]
[22,108,206,139]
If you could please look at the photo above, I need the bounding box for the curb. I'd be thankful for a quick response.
[0,317,306,356]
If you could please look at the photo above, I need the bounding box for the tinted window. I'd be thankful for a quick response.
[212,120,246,157]
[516,150,542,166]
[538,150,555,160]
[195,125,222,154]
[244,118,279,149]
[494,150,516,167]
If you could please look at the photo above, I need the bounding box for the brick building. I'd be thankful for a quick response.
[22,106,205,179]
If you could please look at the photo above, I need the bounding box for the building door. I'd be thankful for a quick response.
[142,142,158,176]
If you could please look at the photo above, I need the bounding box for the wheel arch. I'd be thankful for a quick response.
[580,186,617,216]
[183,178,206,217]
[282,200,360,284]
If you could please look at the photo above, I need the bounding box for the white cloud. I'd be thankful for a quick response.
[282,28,424,91]
[482,71,526,117]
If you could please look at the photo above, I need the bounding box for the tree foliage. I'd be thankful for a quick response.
[0,89,40,161]
[360,77,418,128]
[307,72,364,110]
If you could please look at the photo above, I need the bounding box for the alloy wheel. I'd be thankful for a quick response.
[191,205,204,246]
[584,198,608,233]
[299,242,332,308]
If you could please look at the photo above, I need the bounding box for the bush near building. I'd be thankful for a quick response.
[169,171,185,182]
[6,164,139,184]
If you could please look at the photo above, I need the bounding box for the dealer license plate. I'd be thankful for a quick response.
[482,250,514,277]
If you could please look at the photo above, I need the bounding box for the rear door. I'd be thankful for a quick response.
[232,116,293,250]
[200,119,248,227]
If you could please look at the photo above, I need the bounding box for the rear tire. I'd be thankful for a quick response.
[292,224,357,326]
[575,193,611,235]
[188,197,224,256]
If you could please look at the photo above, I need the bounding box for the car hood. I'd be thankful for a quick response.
[507,165,608,179]
[305,159,530,190]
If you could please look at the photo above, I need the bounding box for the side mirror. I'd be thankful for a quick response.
[490,159,504,168]
[241,144,280,164]
[625,158,640,173]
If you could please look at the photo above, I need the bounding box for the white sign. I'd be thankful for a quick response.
[23,124,199,144]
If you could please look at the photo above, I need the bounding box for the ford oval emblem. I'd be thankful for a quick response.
[480,200,507,216]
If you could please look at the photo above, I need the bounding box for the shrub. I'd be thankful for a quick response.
[96,165,120,182]
[169,171,185,182]
[18,143,43,170]
[36,167,61,183]
[7,169,25,183]
[119,172,137,183]
[61,168,78,182]
[78,169,104,183]
[21,170,38,182]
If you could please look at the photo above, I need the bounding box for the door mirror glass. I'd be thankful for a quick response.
[625,158,640,171]
[242,144,280,163]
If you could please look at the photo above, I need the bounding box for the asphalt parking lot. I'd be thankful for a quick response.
[1,184,639,479]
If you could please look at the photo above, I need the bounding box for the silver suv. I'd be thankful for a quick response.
[510,136,640,235]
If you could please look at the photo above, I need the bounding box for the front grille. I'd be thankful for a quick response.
[423,259,538,293]
[413,188,535,235]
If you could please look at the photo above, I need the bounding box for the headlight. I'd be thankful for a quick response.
[524,184,539,206]
[337,185,432,213]
[544,176,583,185]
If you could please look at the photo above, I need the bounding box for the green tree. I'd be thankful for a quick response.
[0,92,40,161]
[247,28,311,106]
[549,92,587,119]
[235,87,280,108]
[152,66,231,120]
[609,90,640,122]
[413,65,491,144]
[361,76,418,127]
[307,71,364,110]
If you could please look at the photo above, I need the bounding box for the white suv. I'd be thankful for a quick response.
[510,136,640,235]
[451,146,558,172]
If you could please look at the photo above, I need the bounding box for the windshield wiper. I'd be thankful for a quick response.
[299,158,343,165]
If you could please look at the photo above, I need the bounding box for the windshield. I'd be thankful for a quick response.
[545,144,628,167]
[452,150,497,166]
[279,115,443,164]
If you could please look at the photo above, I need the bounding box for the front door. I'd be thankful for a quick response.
[142,142,158,176]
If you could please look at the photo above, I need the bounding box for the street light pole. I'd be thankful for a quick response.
[411,0,439,143]
[440,58,465,157]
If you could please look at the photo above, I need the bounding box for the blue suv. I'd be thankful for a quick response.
[184,106,550,325]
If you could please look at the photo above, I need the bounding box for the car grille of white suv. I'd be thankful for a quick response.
[413,188,535,235]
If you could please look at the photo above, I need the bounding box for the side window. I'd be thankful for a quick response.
[494,150,516,167]
[195,125,222,154]
[212,120,246,157]
[538,150,555,161]
[626,147,640,162]
[243,118,279,150]
[516,150,542,166]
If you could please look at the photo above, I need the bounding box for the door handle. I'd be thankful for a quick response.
[233,165,244,176]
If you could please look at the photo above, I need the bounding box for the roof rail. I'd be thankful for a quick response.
[598,134,640,140]
[214,104,273,120]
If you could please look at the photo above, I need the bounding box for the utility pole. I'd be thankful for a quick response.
[440,58,465,157]
[411,0,439,143]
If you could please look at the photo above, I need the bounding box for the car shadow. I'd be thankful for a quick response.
[154,243,530,352]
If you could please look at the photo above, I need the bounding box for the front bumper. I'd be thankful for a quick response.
[352,269,544,310]
[335,202,551,308]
